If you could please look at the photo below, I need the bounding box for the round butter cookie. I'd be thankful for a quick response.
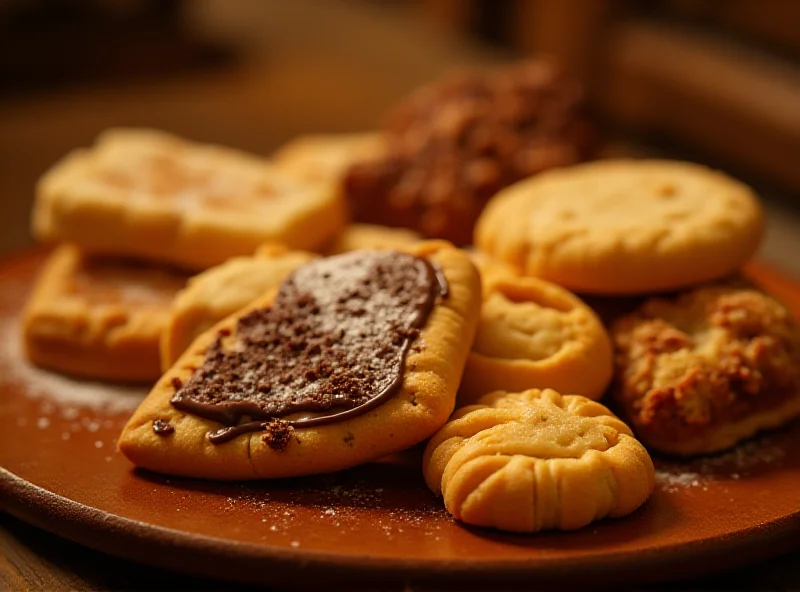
[475,160,765,294]
[423,389,654,532]
[612,284,800,456]
[460,274,612,404]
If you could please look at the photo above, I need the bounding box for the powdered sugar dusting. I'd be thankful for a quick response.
[655,437,786,493]
[0,319,146,413]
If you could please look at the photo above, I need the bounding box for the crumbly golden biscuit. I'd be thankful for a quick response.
[612,285,800,455]
[475,160,765,294]
[160,243,317,370]
[23,245,187,382]
[33,128,346,270]
[459,275,613,405]
[325,224,421,255]
[272,132,386,186]
[423,389,654,532]
[119,241,481,480]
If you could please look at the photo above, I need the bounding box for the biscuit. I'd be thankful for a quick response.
[160,243,316,369]
[459,275,613,405]
[467,249,518,295]
[33,128,346,270]
[325,224,421,255]
[272,132,385,186]
[423,389,654,532]
[23,245,187,382]
[612,285,800,455]
[475,159,765,294]
[119,241,481,480]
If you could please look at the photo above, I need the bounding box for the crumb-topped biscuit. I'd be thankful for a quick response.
[119,241,481,479]
[475,159,765,294]
[33,129,346,270]
[612,285,800,455]
[23,245,188,382]
[325,224,421,255]
[459,275,613,405]
[423,389,654,532]
[160,243,317,369]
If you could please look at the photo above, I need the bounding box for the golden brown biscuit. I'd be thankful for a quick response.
[272,132,386,186]
[423,389,654,532]
[475,160,765,294]
[612,285,800,455]
[33,128,346,270]
[160,243,316,370]
[460,275,613,405]
[23,245,187,382]
[467,249,519,296]
[325,224,421,255]
[119,241,481,480]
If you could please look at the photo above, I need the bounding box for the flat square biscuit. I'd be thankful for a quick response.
[160,243,317,370]
[119,241,481,480]
[272,132,386,186]
[33,129,347,270]
[23,245,188,382]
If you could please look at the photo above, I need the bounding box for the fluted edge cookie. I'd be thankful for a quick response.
[423,389,654,532]
[33,128,347,270]
[612,284,800,455]
[23,245,187,382]
[459,274,613,405]
[119,241,481,479]
[475,159,765,294]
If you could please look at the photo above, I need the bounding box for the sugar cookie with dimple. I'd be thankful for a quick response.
[423,389,654,532]
[612,284,800,455]
[459,274,612,405]
[23,245,188,382]
[160,243,317,369]
[33,128,346,270]
[475,160,764,294]
[119,241,481,480]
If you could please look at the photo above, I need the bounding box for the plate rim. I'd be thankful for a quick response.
[3,467,799,587]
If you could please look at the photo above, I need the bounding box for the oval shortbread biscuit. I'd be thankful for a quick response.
[475,159,764,294]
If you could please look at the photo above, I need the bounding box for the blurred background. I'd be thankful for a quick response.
[2,0,799,270]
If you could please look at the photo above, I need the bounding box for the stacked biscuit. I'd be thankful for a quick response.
[22,61,800,539]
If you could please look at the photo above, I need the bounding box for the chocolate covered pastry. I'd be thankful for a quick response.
[119,241,481,479]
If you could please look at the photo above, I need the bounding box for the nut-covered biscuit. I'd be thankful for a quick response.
[476,159,765,294]
[612,285,800,455]
[33,128,346,270]
[460,274,613,405]
[345,61,595,245]
[423,389,654,532]
[160,244,316,369]
[23,245,187,382]
[119,241,481,480]
[325,224,421,255]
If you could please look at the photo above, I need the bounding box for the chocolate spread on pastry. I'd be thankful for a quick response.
[170,251,447,445]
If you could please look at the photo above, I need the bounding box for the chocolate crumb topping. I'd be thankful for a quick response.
[171,251,447,444]
[152,419,174,436]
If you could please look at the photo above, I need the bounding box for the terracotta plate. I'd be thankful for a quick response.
[1,250,798,589]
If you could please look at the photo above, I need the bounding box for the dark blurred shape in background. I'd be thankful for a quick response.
[1,0,799,269]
